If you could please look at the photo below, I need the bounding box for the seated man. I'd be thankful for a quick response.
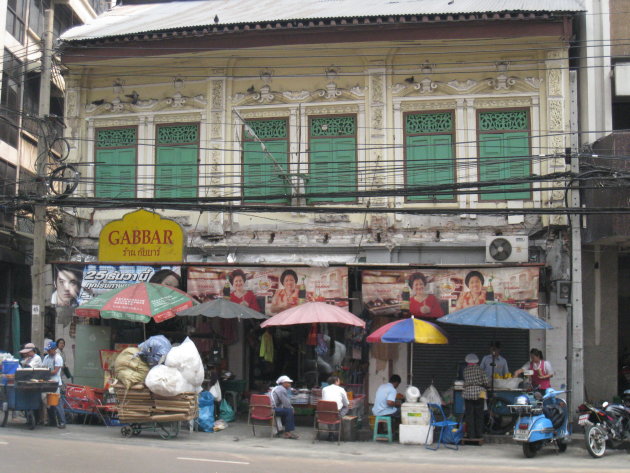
[322,376,350,416]
[270,375,300,439]
[372,374,402,419]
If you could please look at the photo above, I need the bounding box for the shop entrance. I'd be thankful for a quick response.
[618,255,630,394]
[412,325,530,392]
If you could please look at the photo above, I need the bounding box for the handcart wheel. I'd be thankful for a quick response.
[132,424,142,436]
[158,422,179,440]
[486,396,516,434]
[121,425,133,437]
[26,411,36,430]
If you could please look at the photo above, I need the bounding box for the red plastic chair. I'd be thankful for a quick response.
[313,400,342,445]
[248,394,275,438]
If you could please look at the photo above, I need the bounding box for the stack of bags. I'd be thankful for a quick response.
[113,336,202,422]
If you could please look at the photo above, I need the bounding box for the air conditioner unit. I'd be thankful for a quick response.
[485,236,529,263]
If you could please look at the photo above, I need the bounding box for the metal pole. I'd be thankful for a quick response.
[31,5,55,349]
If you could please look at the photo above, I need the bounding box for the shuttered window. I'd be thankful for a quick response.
[242,119,290,203]
[95,127,137,198]
[155,124,198,199]
[308,116,356,203]
[478,110,531,201]
[405,112,455,201]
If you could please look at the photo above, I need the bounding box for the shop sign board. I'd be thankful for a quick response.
[98,209,184,263]
[51,264,181,307]
[187,266,349,316]
[361,267,540,319]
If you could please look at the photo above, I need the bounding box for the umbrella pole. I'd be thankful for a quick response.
[409,343,413,386]
[143,323,146,340]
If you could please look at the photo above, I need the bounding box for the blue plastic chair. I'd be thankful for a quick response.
[425,403,461,450]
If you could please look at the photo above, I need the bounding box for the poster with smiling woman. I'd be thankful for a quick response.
[186,266,349,316]
[361,267,540,319]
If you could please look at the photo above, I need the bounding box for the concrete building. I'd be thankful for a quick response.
[0,0,101,351]
[55,0,585,404]
[577,0,630,403]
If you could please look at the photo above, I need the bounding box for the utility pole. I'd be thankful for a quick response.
[31,5,55,348]
[568,70,584,411]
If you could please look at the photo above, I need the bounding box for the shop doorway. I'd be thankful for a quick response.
[618,255,630,394]
[412,325,530,392]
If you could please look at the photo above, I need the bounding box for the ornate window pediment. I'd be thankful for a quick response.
[86,95,206,115]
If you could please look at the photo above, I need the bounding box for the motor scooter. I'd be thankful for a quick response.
[509,388,571,458]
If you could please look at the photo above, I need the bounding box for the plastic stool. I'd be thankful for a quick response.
[373,416,393,442]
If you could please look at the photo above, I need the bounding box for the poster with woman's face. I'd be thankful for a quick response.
[187,266,349,316]
[361,267,540,318]
[50,264,182,306]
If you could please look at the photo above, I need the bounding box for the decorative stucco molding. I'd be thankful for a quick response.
[473,97,532,109]
[84,93,206,115]
[232,82,366,106]
[399,100,458,112]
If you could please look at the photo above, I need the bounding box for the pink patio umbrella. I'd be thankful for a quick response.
[260,302,365,328]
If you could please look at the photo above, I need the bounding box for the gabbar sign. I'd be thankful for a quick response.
[99,209,184,262]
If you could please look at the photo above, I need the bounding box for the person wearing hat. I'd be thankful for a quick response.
[479,341,509,380]
[270,375,299,439]
[463,353,488,443]
[42,341,66,429]
[19,343,42,368]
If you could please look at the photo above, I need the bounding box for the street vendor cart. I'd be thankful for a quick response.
[114,384,198,439]
[1,369,58,429]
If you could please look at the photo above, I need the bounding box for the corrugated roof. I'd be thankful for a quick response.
[60,0,585,42]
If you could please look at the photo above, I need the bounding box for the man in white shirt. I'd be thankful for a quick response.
[322,376,349,416]
[19,343,42,368]
[42,341,66,429]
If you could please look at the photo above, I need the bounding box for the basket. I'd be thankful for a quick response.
[47,392,60,406]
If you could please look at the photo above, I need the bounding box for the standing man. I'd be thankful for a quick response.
[372,374,402,418]
[270,375,299,439]
[480,341,509,380]
[322,376,349,416]
[42,341,66,428]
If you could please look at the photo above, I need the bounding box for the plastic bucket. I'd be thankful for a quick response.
[2,360,19,375]
[46,393,60,407]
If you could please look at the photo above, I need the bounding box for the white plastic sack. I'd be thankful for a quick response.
[145,364,196,397]
[420,384,443,405]
[209,381,222,402]
[165,337,204,390]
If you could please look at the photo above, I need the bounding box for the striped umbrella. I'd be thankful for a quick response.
[367,317,448,383]
[75,282,196,323]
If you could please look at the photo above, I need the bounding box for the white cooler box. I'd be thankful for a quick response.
[401,402,430,425]
[399,424,433,445]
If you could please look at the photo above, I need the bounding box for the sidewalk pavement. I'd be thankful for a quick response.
[0,411,587,463]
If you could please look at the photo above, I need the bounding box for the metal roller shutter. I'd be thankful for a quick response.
[412,325,530,393]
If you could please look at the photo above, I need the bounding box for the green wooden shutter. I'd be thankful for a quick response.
[243,140,290,203]
[479,132,530,200]
[307,137,356,203]
[95,148,136,198]
[406,134,454,201]
[155,145,197,198]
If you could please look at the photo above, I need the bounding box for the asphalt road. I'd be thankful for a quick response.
[1,423,629,473]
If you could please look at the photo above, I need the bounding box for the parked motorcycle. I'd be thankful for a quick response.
[510,389,570,458]
[578,390,630,458]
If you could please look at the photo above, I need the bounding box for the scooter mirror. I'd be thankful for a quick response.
[602,401,609,408]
